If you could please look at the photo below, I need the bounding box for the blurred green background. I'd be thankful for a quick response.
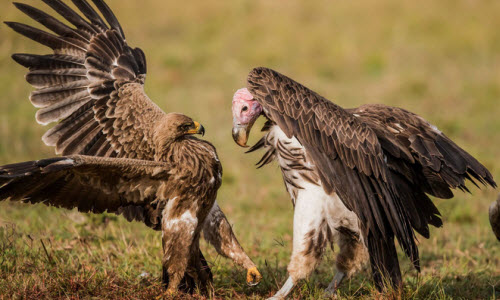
[0,0,499,298]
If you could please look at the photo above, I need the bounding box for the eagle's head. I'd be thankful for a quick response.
[155,113,205,148]
[231,88,263,147]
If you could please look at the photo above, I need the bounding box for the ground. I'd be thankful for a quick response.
[0,0,499,299]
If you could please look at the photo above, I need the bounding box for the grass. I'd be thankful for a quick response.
[0,0,499,299]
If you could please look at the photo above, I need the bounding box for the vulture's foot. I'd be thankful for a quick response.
[323,271,345,298]
[266,276,295,300]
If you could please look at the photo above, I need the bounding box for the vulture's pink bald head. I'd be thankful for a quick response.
[232,88,263,147]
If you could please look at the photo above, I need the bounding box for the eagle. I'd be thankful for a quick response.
[490,194,500,241]
[231,67,496,298]
[1,0,261,294]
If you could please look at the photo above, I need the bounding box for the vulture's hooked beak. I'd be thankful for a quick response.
[231,87,262,147]
[232,124,250,147]
[187,121,205,136]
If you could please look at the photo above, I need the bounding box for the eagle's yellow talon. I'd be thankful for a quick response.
[246,266,262,286]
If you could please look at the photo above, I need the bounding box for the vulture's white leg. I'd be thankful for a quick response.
[161,199,200,293]
[267,276,295,300]
[270,184,331,299]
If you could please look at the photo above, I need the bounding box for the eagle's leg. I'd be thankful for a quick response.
[197,249,214,290]
[163,240,213,295]
[324,227,368,297]
[162,265,170,288]
[161,208,200,294]
[164,268,203,295]
[181,240,214,295]
[203,201,261,285]
[268,190,329,299]
[178,273,196,294]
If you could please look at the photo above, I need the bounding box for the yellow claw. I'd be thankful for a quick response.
[163,287,178,299]
[246,266,262,286]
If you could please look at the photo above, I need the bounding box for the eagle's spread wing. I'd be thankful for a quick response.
[246,67,496,285]
[6,0,164,159]
[0,155,177,229]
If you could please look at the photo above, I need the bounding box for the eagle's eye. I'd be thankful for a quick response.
[180,123,193,131]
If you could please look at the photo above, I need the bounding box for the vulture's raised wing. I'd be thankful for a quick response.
[0,155,177,229]
[347,104,496,196]
[346,104,496,239]
[246,67,496,286]
[6,0,163,159]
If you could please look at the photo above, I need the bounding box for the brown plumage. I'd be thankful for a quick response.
[490,194,500,241]
[232,67,495,296]
[2,0,261,294]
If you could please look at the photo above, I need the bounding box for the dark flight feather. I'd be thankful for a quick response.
[4,22,86,54]
[0,156,170,220]
[4,1,258,293]
[7,0,155,158]
[246,67,496,290]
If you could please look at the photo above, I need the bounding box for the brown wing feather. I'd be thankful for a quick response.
[247,68,420,288]
[0,155,176,229]
[348,104,496,195]
[247,67,496,289]
[247,68,388,182]
[490,194,500,241]
[6,1,162,159]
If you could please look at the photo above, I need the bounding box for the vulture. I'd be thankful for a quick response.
[1,0,261,294]
[231,67,496,299]
[490,194,500,241]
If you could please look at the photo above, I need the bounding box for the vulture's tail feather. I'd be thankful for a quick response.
[367,232,403,292]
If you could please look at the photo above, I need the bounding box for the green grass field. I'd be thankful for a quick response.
[0,0,499,299]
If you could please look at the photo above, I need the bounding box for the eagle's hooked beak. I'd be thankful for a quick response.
[187,121,205,136]
[232,124,250,147]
